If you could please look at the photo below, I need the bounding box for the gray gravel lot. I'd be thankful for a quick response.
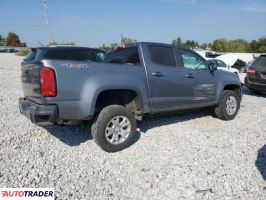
[0,53,265,200]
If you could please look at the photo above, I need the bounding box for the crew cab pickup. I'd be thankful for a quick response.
[19,43,242,152]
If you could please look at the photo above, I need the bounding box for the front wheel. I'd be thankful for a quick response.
[215,90,240,120]
[91,105,137,152]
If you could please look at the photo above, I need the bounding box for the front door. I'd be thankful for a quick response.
[145,45,188,112]
[177,48,217,106]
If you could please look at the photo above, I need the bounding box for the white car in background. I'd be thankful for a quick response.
[207,59,239,74]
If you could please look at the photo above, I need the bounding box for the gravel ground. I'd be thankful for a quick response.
[0,53,265,200]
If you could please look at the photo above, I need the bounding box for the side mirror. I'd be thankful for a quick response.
[208,62,217,72]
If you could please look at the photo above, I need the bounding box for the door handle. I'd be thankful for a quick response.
[185,74,194,78]
[152,72,163,77]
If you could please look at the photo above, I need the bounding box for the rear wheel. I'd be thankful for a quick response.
[215,90,240,120]
[91,105,136,152]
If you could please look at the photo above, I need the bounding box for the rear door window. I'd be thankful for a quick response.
[149,46,176,67]
[104,47,140,65]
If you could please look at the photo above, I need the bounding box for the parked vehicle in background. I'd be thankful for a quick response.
[246,59,255,69]
[0,47,18,53]
[245,55,266,94]
[207,59,239,74]
[216,54,247,73]
[231,59,247,73]
[0,48,6,52]
[19,43,242,152]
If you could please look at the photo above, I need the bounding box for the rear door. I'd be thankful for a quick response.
[176,48,217,106]
[144,44,188,112]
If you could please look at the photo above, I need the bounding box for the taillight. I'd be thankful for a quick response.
[40,66,56,97]
[247,70,256,78]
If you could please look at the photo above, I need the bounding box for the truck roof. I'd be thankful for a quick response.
[30,46,104,52]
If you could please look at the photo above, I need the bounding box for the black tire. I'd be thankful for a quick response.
[91,105,136,152]
[214,90,240,120]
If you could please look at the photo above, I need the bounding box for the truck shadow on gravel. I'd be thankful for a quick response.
[43,108,213,147]
[242,87,266,98]
[44,124,141,147]
[44,124,93,146]
[138,108,214,133]
[256,145,266,181]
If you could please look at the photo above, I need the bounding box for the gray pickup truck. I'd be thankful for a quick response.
[19,43,242,152]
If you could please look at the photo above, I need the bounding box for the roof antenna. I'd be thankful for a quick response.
[121,34,126,45]
[38,41,44,47]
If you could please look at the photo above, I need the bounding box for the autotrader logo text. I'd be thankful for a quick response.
[0,188,54,200]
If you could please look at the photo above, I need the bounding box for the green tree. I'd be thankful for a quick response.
[49,41,75,46]
[249,40,258,52]
[199,43,208,49]
[172,37,183,46]
[121,37,137,45]
[183,40,198,49]
[6,32,23,47]
[212,38,229,52]
[228,39,248,52]
[110,43,118,49]
[99,44,111,52]
[0,34,5,46]
[257,37,266,53]
[99,43,119,52]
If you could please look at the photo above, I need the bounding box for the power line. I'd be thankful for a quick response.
[18,27,46,35]
[0,25,45,27]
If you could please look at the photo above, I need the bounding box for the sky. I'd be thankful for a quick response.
[0,0,266,47]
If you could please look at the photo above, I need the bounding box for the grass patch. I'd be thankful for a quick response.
[16,49,30,56]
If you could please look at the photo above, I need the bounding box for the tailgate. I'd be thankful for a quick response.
[21,62,44,104]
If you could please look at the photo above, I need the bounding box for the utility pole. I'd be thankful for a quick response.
[43,0,53,45]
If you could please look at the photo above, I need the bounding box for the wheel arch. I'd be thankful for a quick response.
[223,84,242,99]
[93,89,144,117]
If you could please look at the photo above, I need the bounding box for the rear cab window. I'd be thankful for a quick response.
[252,56,266,70]
[104,47,141,65]
[44,48,105,62]
[23,48,105,63]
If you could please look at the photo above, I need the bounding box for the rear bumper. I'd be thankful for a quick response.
[18,98,58,125]
[245,79,266,92]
